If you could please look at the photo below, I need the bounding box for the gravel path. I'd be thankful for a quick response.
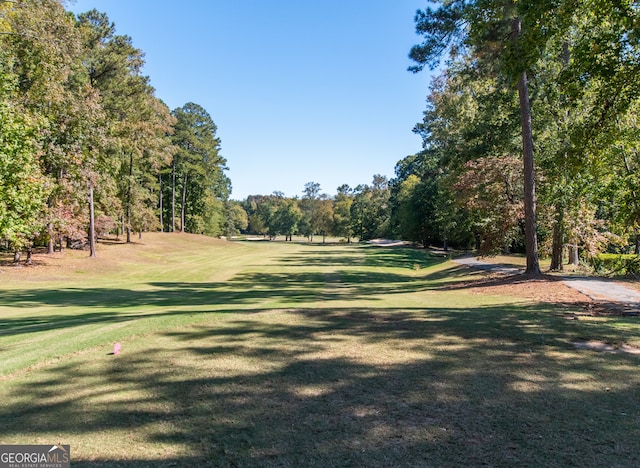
[454,256,640,307]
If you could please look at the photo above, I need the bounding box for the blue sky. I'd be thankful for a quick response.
[68,1,434,200]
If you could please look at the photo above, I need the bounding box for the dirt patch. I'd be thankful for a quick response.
[444,272,638,317]
[447,273,591,302]
[0,239,133,282]
[573,340,640,355]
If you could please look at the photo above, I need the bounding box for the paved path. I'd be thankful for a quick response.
[454,256,521,275]
[453,256,640,307]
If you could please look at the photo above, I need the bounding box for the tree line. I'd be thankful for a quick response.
[1,0,230,262]
[236,178,391,243]
[207,0,640,265]
[239,0,640,271]
[391,0,640,272]
[4,0,638,270]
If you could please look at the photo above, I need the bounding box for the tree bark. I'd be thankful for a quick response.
[88,182,97,257]
[181,173,188,232]
[517,69,541,275]
[47,221,54,254]
[171,160,176,232]
[512,16,540,275]
[158,173,164,232]
[550,207,564,271]
[126,152,133,243]
[569,244,579,265]
[550,42,571,271]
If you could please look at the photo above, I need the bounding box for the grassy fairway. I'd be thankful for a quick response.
[1,233,640,466]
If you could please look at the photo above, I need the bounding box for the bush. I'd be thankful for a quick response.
[590,253,640,276]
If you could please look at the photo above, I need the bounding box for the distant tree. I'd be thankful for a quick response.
[274,198,302,241]
[333,185,354,243]
[225,201,248,238]
[254,193,281,239]
[350,176,390,241]
[300,181,322,241]
[317,195,334,243]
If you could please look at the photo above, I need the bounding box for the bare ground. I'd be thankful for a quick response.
[445,271,636,317]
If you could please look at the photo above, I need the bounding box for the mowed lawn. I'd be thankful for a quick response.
[1,233,640,467]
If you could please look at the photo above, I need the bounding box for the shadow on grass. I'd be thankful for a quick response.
[2,304,640,466]
[0,251,615,339]
[277,245,443,270]
[0,253,465,338]
[3,245,640,465]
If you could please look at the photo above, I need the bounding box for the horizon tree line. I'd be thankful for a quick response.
[3,0,639,271]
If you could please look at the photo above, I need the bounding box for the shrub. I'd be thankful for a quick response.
[590,253,640,276]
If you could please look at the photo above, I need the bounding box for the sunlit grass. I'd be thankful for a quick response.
[1,233,640,466]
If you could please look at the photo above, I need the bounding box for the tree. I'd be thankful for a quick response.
[0,94,50,262]
[317,195,334,243]
[350,176,390,241]
[409,0,550,273]
[333,185,354,243]
[224,201,248,238]
[4,0,95,257]
[75,10,147,246]
[409,0,640,268]
[170,102,229,235]
[274,198,302,241]
[300,181,322,241]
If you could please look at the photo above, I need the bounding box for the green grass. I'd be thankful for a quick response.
[1,233,640,466]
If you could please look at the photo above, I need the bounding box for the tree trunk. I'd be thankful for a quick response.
[171,160,176,232]
[47,222,54,254]
[550,207,564,271]
[551,42,570,272]
[13,251,21,263]
[158,173,164,232]
[126,152,133,243]
[513,17,541,275]
[88,182,97,257]
[26,246,32,265]
[569,244,579,266]
[181,173,188,232]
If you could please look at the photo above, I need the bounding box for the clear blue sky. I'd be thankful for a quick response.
[68,0,434,200]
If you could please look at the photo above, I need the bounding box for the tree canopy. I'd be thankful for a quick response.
[0,1,230,260]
